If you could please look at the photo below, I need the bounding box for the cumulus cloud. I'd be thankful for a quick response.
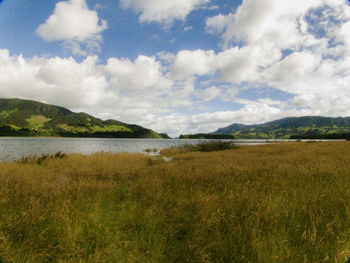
[170,49,216,79]
[3,0,350,136]
[105,55,171,92]
[125,0,350,136]
[169,46,281,83]
[120,0,209,26]
[37,0,107,55]
[141,104,313,136]
[0,49,199,135]
[201,0,350,117]
[0,49,114,112]
[206,0,323,49]
[194,86,221,102]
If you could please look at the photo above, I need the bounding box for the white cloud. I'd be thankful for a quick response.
[206,0,323,50]
[184,26,193,32]
[208,5,220,11]
[200,0,350,120]
[37,0,107,55]
[105,55,170,92]
[0,49,114,111]
[169,46,281,83]
[170,49,216,79]
[206,13,234,35]
[3,0,350,137]
[120,0,209,26]
[141,104,312,136]
[195,86,221,102]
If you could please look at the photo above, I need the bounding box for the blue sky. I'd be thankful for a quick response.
[0,0,349,136]
[0,0,232,60]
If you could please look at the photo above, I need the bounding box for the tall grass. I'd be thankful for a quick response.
[1,143,350,262]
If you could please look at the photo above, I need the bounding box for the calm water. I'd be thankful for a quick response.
[0,137,343,162]
[0,137,257,162]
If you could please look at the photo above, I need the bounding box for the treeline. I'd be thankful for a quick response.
[0,125,168,139]
[0,126,34,136]
[57,130,162,139]
[180,133,235,139]
[290,133,350,140]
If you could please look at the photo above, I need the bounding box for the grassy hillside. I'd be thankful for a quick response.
[213,116,350,139]
[0,98,166,138]
[1,142,350,262]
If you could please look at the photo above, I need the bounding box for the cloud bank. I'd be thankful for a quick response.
[2,0,350,136]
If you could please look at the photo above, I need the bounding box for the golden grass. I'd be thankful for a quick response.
[1,142,350,262]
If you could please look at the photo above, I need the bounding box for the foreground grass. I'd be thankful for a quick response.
[1,143,350,262]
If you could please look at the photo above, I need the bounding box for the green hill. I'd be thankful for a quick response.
[0,98,167,138]
[213,116,350,139]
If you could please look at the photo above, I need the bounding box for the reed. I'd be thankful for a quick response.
[0,143,350,262]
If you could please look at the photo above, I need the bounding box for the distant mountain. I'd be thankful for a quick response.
[213,116,350,139]
[0,98,167,138]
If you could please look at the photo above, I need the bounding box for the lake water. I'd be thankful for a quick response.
[0,137,344,162]
[0,137,266,162]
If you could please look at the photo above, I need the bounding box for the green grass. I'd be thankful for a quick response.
[90,125,132,133]
[0,110,17,118]
[26,115,52,128]
[7,124,20,130]
[58,123,89,133]
[2,143,350,262]
[58,124,132,134]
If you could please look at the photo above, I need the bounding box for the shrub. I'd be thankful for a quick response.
[18,151,66,165]
[161,141,237,156]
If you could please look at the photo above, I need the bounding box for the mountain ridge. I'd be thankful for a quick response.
[212,116,350,139]
[0,98,168,138]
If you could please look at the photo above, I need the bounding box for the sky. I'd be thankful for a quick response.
[0,0,350,137]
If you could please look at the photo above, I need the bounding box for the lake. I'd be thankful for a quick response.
[0,137,344,162]
[0,137,272,162]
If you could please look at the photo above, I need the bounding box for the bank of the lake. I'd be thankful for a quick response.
[1,142,350,262]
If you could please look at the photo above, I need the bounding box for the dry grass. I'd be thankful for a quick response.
[1,143,350,262]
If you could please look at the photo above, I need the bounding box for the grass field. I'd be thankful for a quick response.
[57,124,133,134]
[90,125,132,133]
[0,110,17,119]
[26,115,52,129]
[1,142,350,262]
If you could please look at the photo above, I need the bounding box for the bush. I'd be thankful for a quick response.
[18,151,66,165]
[161,141,238,156]
[194,141,237,152]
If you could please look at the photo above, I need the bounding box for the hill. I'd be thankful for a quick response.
[0,98,167,138]
[213,116,350,139]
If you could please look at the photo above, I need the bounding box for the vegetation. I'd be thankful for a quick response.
[26,115,52,129]
[0,98,167,138]
[214,116,350,139]
[290,132,350,140]
[161,141,237,155]
[179,133,235,139]
[1,142,350,262]
[159,133,171,139]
